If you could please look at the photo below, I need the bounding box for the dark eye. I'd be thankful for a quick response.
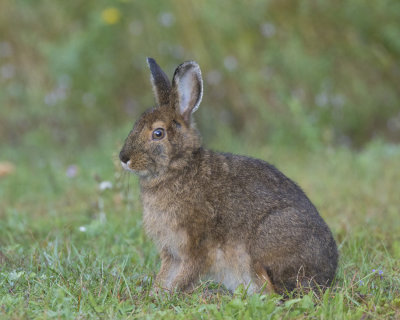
[152,128,165,140]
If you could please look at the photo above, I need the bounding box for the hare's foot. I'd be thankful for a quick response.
[153,250,181,291]
[253,261,276,294]
[170,258,206,293]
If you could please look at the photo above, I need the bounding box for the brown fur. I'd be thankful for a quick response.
[119,58,338,295]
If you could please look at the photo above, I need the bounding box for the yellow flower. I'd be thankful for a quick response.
[101,7,121,25]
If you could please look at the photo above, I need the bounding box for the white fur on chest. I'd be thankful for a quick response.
[142,202,187,258]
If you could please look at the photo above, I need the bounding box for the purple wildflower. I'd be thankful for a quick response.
[66,165,78,178]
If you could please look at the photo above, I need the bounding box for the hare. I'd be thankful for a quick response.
[119,58,338,295]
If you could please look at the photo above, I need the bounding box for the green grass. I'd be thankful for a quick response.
[1,1,399,318]
[1,132,400,319]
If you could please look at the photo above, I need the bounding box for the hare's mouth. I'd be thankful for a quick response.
[121,160,138,174]
[120,160,148,176]
[121,160,133,172]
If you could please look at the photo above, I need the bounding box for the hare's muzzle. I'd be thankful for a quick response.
[119,150,132,172]
[119,150,130,164]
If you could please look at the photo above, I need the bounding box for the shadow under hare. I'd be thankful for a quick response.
[120,58,338,295]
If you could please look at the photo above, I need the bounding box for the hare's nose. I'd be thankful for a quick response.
[119,151,130,164]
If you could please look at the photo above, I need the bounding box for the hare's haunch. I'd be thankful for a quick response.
[120,58,338,294]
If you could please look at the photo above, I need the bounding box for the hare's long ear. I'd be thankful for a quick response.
[147,57,171,106]
[171,61,203,124]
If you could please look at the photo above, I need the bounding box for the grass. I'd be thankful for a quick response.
[1,1,399,318]
[1,129,400,319]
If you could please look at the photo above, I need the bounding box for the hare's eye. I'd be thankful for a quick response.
[152,128,165,140]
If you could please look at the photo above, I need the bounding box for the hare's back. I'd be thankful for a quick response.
[202,151,317,215]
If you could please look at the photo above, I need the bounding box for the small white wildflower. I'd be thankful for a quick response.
[79,226,87,232]
[1,64,15,79]
[260,22,276,38]
[0,42,13,58]
[159,12,175,27]
[99,181,113,191]
[315,92,329,108]
[66,165,78,178]
[44,86,68,106]
[44,92,57,106]
[331,94,346,108]
[224,56,238,71]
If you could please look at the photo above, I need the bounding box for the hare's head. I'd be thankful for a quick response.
[119,58,203,178]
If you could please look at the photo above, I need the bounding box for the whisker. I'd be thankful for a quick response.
[122,171,130,203]
[127,172,131,203]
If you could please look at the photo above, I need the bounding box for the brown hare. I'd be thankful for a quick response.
[119,58,338,295]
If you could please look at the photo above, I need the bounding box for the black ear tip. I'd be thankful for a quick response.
[146,57,157,69]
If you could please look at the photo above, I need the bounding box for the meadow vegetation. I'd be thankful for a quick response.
[1,0,399,318]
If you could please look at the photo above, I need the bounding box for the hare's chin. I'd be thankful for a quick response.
[120,161,147,176]
[120,160,132,172]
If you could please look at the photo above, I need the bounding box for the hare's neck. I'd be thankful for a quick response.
[139,147,205,190]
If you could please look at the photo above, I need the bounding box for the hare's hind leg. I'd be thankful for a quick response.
[253,261,275,293]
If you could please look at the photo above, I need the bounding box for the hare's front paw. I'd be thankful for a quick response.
[169,261,204,293]
[155,254,181,290]
[149,283,172,297]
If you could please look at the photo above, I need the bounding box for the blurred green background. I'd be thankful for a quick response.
[1,1,400,317]
[1,0,399,151]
